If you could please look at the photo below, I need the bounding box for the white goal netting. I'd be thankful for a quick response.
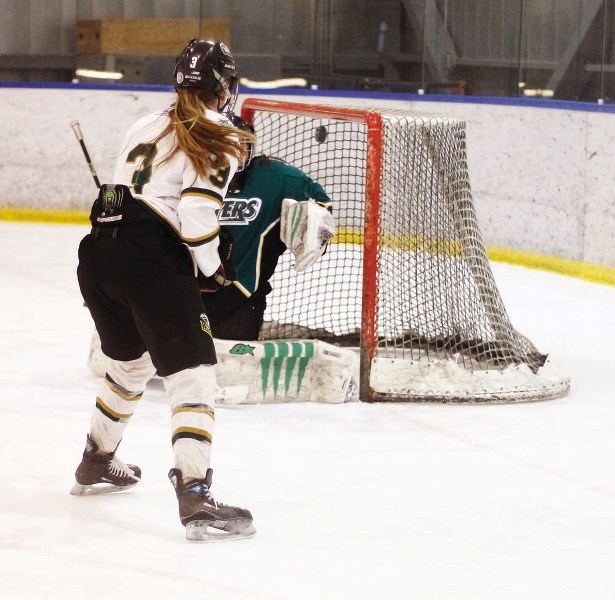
[243,99,570,402]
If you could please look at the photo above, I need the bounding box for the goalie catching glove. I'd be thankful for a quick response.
[198,226,237,293]
[280,199,336,272]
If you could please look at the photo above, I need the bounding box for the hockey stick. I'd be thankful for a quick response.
[70,120,101,188]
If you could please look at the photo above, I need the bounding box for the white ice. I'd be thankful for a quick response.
[1,221,614,600]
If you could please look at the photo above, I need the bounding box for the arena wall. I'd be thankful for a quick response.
[1,83,614,281]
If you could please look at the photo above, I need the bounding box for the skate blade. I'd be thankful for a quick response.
[70,481,138,496]
[185,519,256,543]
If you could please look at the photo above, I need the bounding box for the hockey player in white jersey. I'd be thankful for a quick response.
[71,39,256,542]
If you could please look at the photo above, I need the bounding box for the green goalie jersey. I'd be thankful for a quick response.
[217,155,331,300]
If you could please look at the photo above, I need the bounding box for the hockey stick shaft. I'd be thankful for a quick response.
[70,120,101,188]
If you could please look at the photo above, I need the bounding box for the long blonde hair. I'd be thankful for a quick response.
[154,88,255,176]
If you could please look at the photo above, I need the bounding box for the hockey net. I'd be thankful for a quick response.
[240,98,570,403]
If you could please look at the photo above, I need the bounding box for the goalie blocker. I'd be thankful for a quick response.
[87,330,356,404]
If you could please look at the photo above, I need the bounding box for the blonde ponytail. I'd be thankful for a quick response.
[153,88,255,177]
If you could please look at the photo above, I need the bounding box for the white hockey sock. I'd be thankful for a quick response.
[90,352,156,453]
[163,364,218,479]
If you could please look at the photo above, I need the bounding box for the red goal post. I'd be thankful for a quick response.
[239,97,570,403]
[242,98,383,399]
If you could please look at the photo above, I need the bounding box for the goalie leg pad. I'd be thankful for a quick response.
[213,338,355,404]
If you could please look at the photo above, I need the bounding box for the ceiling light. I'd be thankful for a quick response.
[75,68,124,80]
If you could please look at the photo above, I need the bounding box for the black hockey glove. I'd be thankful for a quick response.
[198,226,237,293]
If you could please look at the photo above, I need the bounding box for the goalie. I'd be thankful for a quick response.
[202,115,352,405]
[201,114,335,341]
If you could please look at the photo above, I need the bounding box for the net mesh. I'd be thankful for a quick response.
[256,110,366,344]
[375,111,544,372]
[252,105,545,372]
[241,102,572,402]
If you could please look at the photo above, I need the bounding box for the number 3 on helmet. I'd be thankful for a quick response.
[173,39,239,115]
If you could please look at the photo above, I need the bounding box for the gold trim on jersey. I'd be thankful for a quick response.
[183,225,220,247]
[181,187,224,207]
[134,196,219,247]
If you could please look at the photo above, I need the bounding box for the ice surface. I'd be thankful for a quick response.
[1,221,614,599]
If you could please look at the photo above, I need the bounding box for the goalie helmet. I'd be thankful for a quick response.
[230,113,256,171]
[173,39,239,114]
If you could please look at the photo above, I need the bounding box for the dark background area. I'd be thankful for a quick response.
[1,0,615,102]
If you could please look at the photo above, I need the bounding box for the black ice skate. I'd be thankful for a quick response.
[168,468,256,542]
[70,434,141,496]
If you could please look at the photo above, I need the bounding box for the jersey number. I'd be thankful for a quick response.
[210,165,231,189]
[126,143,158,194]
[126,142,230,193]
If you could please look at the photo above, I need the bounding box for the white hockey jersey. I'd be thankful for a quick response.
[113,108,238,277]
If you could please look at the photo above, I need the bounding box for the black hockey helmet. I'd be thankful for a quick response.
[230,113,256,171]
[173,39,239,113]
